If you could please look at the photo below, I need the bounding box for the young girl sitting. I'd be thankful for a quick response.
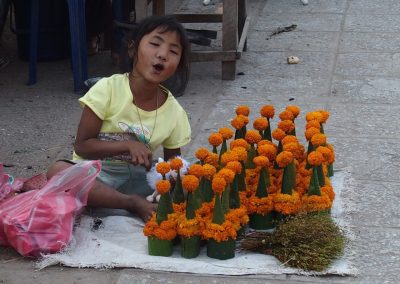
[47,15,192,223]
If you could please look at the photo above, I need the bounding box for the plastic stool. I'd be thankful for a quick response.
[28,0,88,93]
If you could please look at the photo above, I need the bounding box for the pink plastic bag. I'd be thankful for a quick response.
[0,164,24,201]
[0,160,101,257]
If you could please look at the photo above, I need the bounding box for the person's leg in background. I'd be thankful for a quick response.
[111,0,135,66]
[85,0,112,56]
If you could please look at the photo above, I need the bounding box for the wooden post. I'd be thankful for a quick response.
[153,0,165,16]
[135,0,148,22]
[222,0,238,80]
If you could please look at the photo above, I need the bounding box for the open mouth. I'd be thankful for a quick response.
[153,63,164,72]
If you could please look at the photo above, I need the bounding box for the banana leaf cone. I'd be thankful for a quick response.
[181,191,200,258]
[273,141,283,169]
[316,164,326,187]
[246,144,257,169]
[192,178,204,211]
[249,167,275,230]
[308,166,321,196]
[172,171,184,204]
[281,160,296,195]
[276,161,297,222]
[328,163,334,177]
[202,178,214,202]
[207,194,236,259]
[148,236,173,256]
[156,192,174,224]
[229,175,241,209]
[238,162,247,191]
[263,118,272,141]
[305,141,314,169]
[219,138,228,163]
[207,238,235,260]
[149,185,175,256]
[221,184,231,214]
[181,235,200,258]
[212,145,218,154]
[234,129,244,139]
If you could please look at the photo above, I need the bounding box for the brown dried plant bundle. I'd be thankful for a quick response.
[240,213,346,271]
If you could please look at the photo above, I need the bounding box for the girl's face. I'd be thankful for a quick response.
[135,27,182,84]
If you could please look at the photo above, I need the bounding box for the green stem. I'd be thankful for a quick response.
[212,195,225,224]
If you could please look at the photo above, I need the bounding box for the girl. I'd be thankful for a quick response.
[47,15,192,222]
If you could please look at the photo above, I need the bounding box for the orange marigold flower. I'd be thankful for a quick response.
[169,158,183,171]
[231,146,248,162]
[316,109,330,123]
[156,180,171,194]
[257,144,277,161]
[156,162,171,176]
[212,176,226,195]
[177,217,200,237]
[236,105,250,116]
[245,129,262,144]
[286,105,301,118]
[311,133,327,147]
[217,168,236,184]
[305,127,320,141]
[208,132,224,147]
[307,151,324,166]
[253,117,269,131]
[276,151,294,168]
[274,192,301,215]
[272,128,286,141]
[306,111,323,123]
[321,185,335,201]
[203,164,217,180]
[220,151,239,165]
[225,161,242,174]
[279,110,294,121]
[219,127,234,140]
[282,135,298,145]
[260,105,275,119]
[143,213,177,240]
[231,115,246,130]
[195,147,210,161]
[182,175,199,192]
[326,144,335,163]
[316,146,333,162]
[278,120,295,133]
[247,195,274,215]
[240,114,249,125]
[257,139,275,147]
[188,164,205,178]
[253,156,269,168]
[230,138,250,150]
[301,194,332,213]
[306,119,321,130]
[204,152,219,166]
[283,142,299,154]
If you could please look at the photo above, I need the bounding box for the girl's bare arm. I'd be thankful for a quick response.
[74,106,152,169]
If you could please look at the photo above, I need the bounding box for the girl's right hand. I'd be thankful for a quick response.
[127,141,153,171]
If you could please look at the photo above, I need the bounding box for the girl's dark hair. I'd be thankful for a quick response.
[120,15,190,96]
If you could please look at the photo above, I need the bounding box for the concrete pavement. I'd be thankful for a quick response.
[1,0,399,283]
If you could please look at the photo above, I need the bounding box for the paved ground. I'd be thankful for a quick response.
[1,0,399,283]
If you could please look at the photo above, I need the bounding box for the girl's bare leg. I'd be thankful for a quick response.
[47,161,157,221]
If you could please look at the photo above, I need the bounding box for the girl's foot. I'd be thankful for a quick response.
[128,195,158,222]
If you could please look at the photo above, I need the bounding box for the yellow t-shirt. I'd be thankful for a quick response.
[72,73,191,161]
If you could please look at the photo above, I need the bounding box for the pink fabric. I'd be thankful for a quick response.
[0,161,100,257]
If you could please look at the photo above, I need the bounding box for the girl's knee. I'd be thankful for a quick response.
[46,161,73,180]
